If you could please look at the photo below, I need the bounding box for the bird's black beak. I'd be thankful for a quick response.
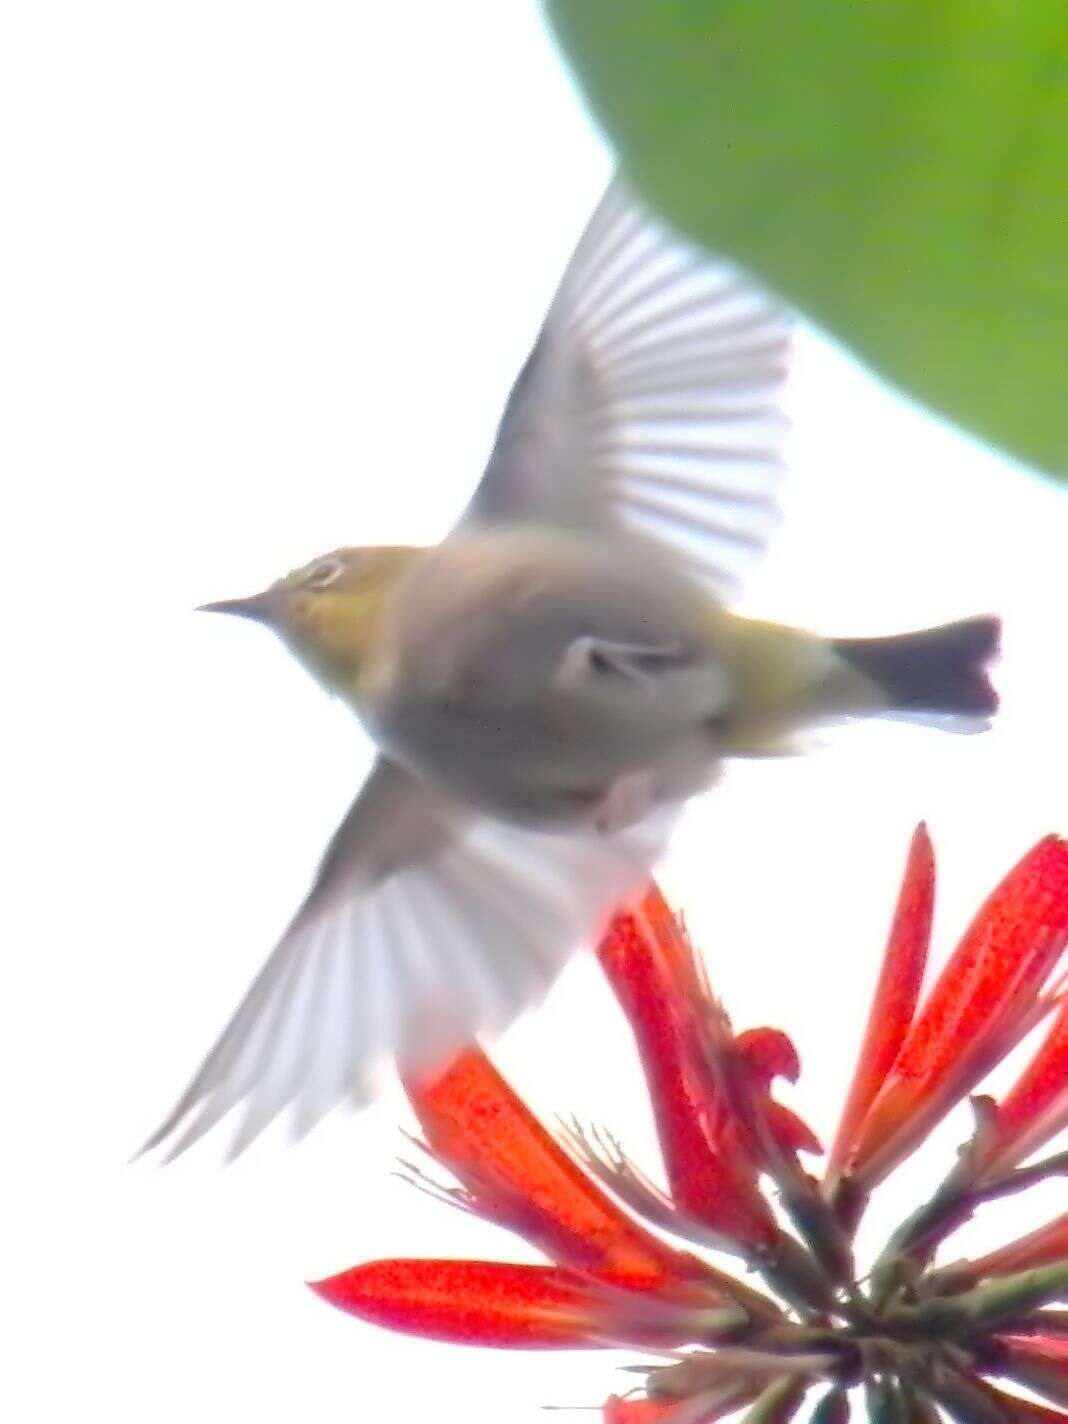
[197,591,278,624]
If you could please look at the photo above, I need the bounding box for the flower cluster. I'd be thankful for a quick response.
[313,827,1068,1424]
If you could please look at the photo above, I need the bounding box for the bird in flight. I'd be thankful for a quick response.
[142,180,998,1161]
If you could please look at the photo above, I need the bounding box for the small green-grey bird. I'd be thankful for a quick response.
[144,181,999,1160]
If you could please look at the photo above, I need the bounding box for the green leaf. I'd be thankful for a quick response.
[546,1,1068,478]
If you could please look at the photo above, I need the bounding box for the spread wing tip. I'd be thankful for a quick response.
[136,778,674,1165]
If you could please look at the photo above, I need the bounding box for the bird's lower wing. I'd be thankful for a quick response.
[140,758,673,1162]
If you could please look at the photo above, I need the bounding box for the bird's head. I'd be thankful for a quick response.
[201,545,418,693]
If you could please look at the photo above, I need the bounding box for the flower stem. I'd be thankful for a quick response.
[737,1376,810,1424]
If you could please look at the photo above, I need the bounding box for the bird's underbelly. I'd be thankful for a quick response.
[371,697,722,829]
[362,624,727,828]
[357,527,732,829]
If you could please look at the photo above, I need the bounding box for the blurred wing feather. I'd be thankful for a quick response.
[464,180,791,598]
[141,759,671,1161]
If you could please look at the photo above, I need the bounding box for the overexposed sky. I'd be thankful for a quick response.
[3,5,1066,1422]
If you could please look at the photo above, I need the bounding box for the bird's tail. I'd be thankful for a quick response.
[832,615,1001,722]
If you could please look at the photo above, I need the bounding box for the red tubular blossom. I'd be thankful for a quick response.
[598,892,780,1251]
[999,1335,1068,1364]
[955,1214,1068,1286]
[843,835,1068,1187]
[987,997,1068,1175]
[604,1399,679,1424]
[311,1259,619,1349]
[403,1048,690,1285]
[826,824,933,1181]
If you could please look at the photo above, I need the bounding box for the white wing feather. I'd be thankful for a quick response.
[141,760,673,1161]
[465,179,791,599]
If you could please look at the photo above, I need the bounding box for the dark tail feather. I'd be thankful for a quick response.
[833,615,1001,718]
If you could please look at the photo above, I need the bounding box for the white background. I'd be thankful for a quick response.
[3,4,1066,1421]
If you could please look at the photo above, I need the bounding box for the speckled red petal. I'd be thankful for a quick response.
[598,903,779,1250]
[993,998,1068,1169]
[404,1047,689,1284]
[310,1259,606,1348]
[827,824,933,1177]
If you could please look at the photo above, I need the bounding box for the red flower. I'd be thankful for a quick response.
[312,1259,718,1350]
[969,1213,1068,1281]
[312,829,1068,1424]
[604,1400,682,1424]
[825,823,934,1184]
[832,835,1068,1193]
[593,888,821,1258]
[400,1046,694,1286]
[980,996,1068,1177]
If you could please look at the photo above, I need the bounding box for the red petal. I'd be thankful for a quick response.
[633,884,707,994]
[848,836,1068,1184]
[599,896,779,1251]
[891,836,1068,1086]
[735,1035,821,1163]
[964,1212,1068,1281]
[993,997,1068,1171]
[765,1100,823,1158]
[826,824,933,1177]
[736,1029,801,1087]
[999,1336,1068,1365]
[404,1048,688,1284]
[311,1259,608,1349]
[604,1399,677,1424]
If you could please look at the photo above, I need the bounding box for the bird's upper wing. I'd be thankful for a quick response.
[462,180,792,599]
[141,758,672,1162]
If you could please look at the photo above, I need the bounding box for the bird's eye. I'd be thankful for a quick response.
[305,557,345,589]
